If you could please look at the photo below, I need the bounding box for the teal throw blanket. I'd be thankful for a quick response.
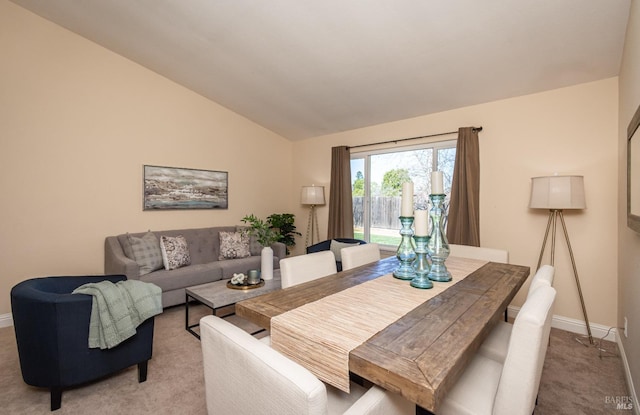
[73,280,162,349]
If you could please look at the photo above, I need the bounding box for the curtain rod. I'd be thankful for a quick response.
[346,126,482,150]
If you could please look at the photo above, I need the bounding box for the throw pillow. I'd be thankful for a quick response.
[160,235,191,270]
[236,226,262,256]
[219,231,251,260]
[127,232,163,276]
[329,240,360,262]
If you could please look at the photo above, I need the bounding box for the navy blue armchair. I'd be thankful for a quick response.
[306,238,366,271]
[10,275,155,411]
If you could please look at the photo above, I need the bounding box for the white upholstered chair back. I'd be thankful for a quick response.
[477,265,555,363]
[527,265,555,298]
[341,243,381,271]
[448,244,509,263]
[493,285,556,415]
[200,315,414,415]
[280,250,338,289]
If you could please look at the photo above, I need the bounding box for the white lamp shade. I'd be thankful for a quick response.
[529,175,586,210]
[301,186,325,205]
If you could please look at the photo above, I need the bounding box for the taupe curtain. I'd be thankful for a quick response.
[446,127,480,246]
[327,146,354,239]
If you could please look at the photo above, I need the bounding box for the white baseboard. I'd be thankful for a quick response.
[0,313,13,329]
[506,305,619,342]
[617,335,640,415]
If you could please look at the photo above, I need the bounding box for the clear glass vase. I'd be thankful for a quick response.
[410,235,433,289]
[427,194,452,282]
[393,216,417,280]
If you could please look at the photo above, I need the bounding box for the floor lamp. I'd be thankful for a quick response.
[529,175,593,345]
[301,185,325,247]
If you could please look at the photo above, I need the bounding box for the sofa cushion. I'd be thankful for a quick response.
[236,226,263,256]
[160,235,191,270]
[139,263,224,292]
[127,232,163,276]
[218,231,251,260]
[179,227,228,265]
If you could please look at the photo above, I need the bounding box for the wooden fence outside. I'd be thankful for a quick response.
[353,196,401,230]
[353,196,451,232]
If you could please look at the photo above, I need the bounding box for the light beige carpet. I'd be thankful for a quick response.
[0,304,630,414]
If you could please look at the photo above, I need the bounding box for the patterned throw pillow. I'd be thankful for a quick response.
[330,240,360,262]
[127,232,163,276]
[236,226,262,256]
[219,231,251,260]
[160,235,191,270]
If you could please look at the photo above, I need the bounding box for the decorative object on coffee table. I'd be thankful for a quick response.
[241,214,280,280]
[227,280,265,290]
[247,269,261,285]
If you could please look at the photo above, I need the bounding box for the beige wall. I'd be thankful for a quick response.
[293,78,619,328]
[618,0,640,401]
[0,1,293,314]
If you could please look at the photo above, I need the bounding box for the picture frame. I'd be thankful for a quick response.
[628,102,640,233]
[143,165,228,210]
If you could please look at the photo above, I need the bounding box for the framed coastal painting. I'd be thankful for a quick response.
[143,165,228,210]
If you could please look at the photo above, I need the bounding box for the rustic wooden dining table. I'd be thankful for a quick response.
[236,255,529,414]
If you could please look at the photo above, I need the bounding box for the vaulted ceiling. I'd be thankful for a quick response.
[11,0,631,140]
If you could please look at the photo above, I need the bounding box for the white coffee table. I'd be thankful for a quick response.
[185,271,281,339]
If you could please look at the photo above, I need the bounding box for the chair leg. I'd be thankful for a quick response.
[138,360,148,383]
[50,387,62,411]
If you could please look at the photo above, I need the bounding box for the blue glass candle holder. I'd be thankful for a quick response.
[410,235,433,289]
[393,216,417,280]
[427,194,452,282]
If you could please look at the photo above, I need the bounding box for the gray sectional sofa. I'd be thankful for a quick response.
[105,226,285,307]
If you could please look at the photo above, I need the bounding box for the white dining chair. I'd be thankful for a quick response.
[200,315,414,415]
[438,285,556,415]
[280,250,338,288]
[341,243,381,271]
[448,244,509,263]
[527,264,555,296]
[478,265,555,363]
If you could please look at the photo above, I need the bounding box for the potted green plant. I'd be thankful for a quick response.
[241,214,279,246]
[267,213,301,255]
[241,214,279,280]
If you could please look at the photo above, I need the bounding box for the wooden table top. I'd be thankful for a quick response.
[236,256,529,413]
[236,256,399,329]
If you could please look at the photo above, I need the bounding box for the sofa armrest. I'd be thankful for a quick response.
[104,237,140,280]
[270,242,287,260]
